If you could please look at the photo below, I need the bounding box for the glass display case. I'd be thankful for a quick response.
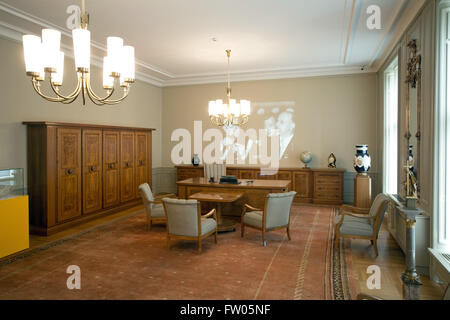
[0,168,25,200]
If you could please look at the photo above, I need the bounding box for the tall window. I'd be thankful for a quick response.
[435,4,450,251]
[383,59,398,194]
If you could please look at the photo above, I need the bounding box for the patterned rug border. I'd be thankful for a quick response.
[0,209,144,267]
[325,208,355,300]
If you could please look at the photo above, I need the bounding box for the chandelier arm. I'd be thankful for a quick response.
[98,87,130,105]
[85,76,115,102]
[31,79,67,103]
[49,75,83,100]
[86,89,108,106]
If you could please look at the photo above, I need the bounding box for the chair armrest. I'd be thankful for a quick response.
[340,204,370,215]
[341,211,374,220]
[154,193,176,200]
[202,208,216,219]
[241,204,263,218]
[244,204,262,212]
[149,200,163,205]
[356,293,384,300]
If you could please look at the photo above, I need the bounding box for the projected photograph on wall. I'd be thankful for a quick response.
[221,101,296,165]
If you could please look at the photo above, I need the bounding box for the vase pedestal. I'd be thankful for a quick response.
[354,173,372,209]
[341,173,372,214]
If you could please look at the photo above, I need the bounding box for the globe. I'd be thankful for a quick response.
[300,151,312,168]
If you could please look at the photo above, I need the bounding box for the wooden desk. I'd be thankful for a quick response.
[177,177,291,218]
[189,192,243,232]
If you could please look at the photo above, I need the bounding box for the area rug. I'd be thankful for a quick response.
[0,205,356,300]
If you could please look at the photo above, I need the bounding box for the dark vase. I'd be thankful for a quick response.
[353,145,371,173]
[191,154,200,166]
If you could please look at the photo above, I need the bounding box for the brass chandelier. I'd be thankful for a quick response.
[208,50,251,127]
[22,0,135,105]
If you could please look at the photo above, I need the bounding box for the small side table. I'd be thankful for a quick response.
[189,192,243,232]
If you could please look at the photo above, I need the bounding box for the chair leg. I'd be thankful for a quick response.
[286,226,291,241]
[148,219,152,231]
[214,229,218,244]
[241,223,245,238]
[262,230,267,247]
[198,239,202,253]
[167,235,171,250]
[373,239,379,257]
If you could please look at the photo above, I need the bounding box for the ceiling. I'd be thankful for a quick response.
[0,0,425,87]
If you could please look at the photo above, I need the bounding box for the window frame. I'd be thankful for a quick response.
[382,57,399,195]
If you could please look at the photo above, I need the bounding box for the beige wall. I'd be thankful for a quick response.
[0,37,162,187]
[162,74,378,172]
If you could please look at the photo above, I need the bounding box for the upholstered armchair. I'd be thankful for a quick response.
[334,193,390,256]
[162,198,218,253]
[138,183,175,230]
[241,191,297,246]
[204,163,226,182]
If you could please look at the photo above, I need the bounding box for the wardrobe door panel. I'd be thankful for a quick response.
[83,129,102,214]
[135,131,149,196]
[120,131,135,202]
[103,130,120,208]
[57,128,82,222]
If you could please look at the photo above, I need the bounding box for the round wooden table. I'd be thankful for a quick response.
[188,192,244,232]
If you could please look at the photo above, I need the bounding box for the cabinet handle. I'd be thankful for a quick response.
[89,166,95,172]
[66,168,73,175]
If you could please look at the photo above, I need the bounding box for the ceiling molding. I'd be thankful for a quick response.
[370,0,427,71]
[342,0,360,65]
[163,65,375,87]
[0,0,417,87]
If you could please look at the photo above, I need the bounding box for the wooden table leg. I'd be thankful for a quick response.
[216,202,236,232]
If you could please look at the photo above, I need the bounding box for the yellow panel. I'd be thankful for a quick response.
[0,195,29,259]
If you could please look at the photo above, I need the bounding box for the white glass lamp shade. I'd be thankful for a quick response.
[119,74,127,87]
[37,64,45,81]
[229,99,241,116]
[51,51,65,85]
[107,37,123,75]
[208,101,215,116]
[241,100,251,115]
[42,29,61,71]
[72,28,91,70]
[121,45,135,81]
[103,56,114,89]
[22,35,42,75]
[214,99,224,117]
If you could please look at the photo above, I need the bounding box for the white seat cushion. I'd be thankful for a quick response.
[201,218,217,235]
[150,204,166,218]
[243,211,263,228]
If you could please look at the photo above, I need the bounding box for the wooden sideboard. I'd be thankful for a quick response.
[24,122,155,235]
[175,165,345,205]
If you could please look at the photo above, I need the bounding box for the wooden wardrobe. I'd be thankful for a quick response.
[24,122,154,235]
